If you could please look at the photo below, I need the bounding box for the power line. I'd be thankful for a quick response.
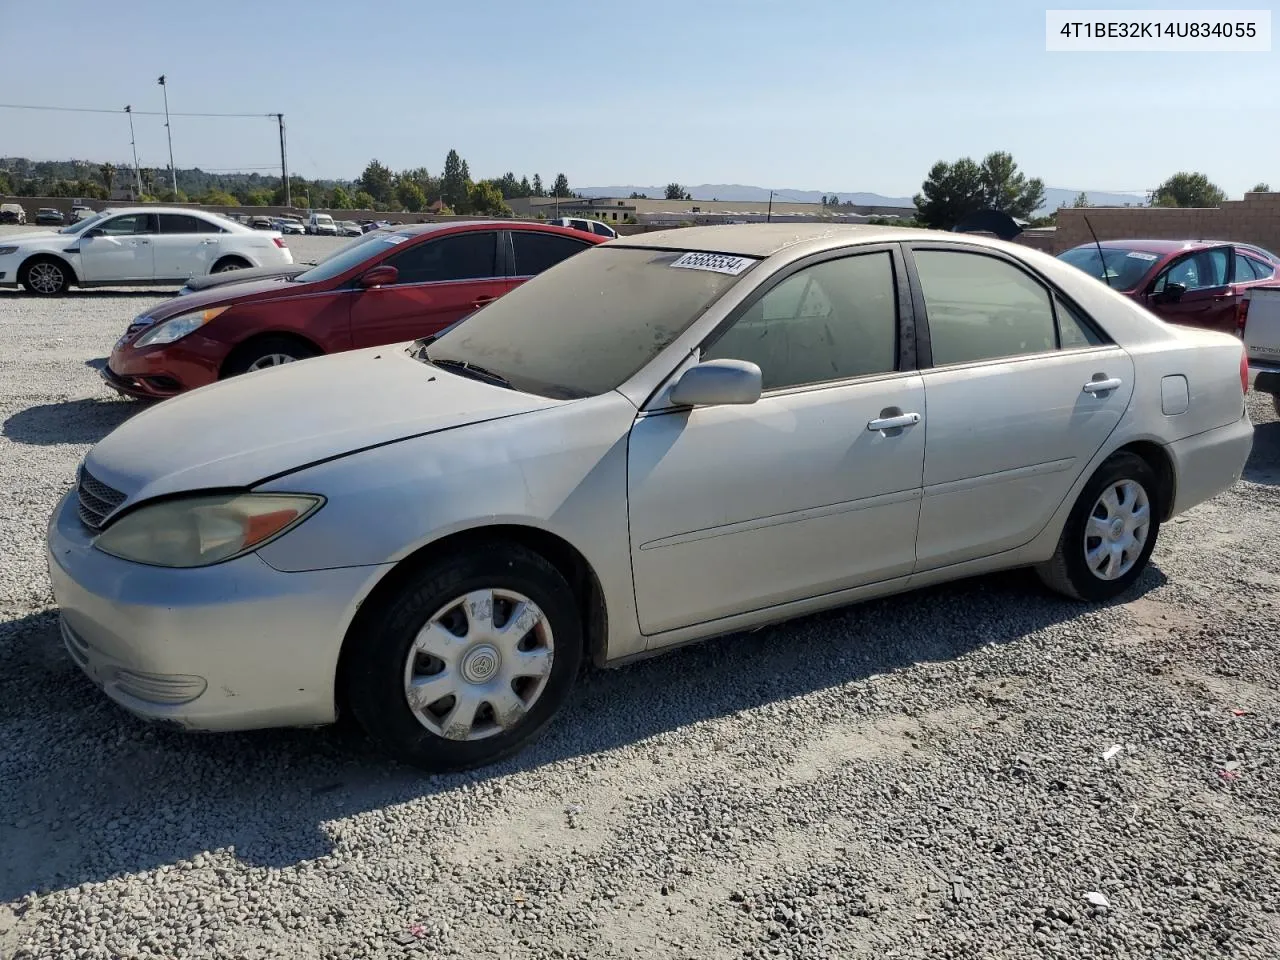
[0,102,275,119]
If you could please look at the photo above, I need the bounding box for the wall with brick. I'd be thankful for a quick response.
[1054,192,1280,255]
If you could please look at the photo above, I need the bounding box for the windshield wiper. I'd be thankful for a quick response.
[426,354,512,389]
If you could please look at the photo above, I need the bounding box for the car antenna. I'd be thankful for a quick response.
[1083,214,1111,288]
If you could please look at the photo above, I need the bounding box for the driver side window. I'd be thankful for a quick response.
[1153,249,1228,293]
[98,214,156,236]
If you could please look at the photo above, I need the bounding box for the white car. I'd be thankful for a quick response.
[547,216,618,239]
[0,207,293,296]
[308,213,338,236]
[48,224,1253,771]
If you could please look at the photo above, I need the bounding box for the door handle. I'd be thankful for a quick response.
[1082,377,1122,394]
[136,238,150,245]
[200,239,218,245]
[867,412,921,432]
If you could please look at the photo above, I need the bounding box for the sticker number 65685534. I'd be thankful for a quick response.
[669,252,755,276]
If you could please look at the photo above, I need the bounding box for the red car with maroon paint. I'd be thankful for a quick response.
[1057,238,1280,336]
[103,221,605,399]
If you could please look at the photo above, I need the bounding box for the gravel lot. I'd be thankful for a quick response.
[1,227,1278,959]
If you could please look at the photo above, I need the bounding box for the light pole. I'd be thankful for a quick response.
[767,190,774,223]
[157,75,177,199]
[124,105,143,198]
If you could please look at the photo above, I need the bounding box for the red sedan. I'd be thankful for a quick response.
[1057,238,1280,335]
[103,221,606,399]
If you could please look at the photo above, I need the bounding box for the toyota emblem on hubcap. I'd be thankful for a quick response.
[461,644,500,684]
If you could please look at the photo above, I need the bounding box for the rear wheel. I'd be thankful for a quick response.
[212,257,250,273]
[1037,452,1160,602]
[222,336,320,378]
[343,543,583,771]
[20,256,71,296]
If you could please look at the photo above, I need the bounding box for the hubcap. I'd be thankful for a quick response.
[215,262,244,273]
[28,262,63,294]
[247,353,296,371]
[402,588,554,741]
[1084,479,1150,581]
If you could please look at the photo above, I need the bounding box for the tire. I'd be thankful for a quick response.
[1036,451,1161,602]
[20,256,71,296]
[343,542,583,772]
[221,336,320,377]
[212,257,250,273]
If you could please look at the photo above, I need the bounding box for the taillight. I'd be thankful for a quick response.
[1240,348,1249,395]
[273,237,287,248]
[1236,298,1249,336]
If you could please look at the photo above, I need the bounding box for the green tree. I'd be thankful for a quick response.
[913,158,984,229]
[100,163,116,197]
[552,173,571,198]
[531,174,544,197]
[629,191,648,199]
[1149,172,1225,208]
[157,187,188,203]
[397,180,427,212]
[664,182,691,200]
[353,190,377,211]
[519,175,532,196]
[243,190,272,206]
[467,180,511,216]
[441,149,471,211]
[977,151,1044,219]
[357,159,395,205]
[1071,191,1091,208]
[0,170,11,194]
[201,189,239,205]
[330,185,352,208]
[1250,182,1272,193]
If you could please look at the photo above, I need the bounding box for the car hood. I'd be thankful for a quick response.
[83,346,562,505]
[1,229,63,245]
[150,274,319,318]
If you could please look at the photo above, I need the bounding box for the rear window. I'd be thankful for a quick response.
[511,231,593,276]
[1058,246,1161,291]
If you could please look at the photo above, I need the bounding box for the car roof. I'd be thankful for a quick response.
[616,223,1024,258]
[1068,238,1223,255]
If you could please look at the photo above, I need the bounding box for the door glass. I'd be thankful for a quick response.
[703,252,897,390]
[1245,255,1275,280]
[914,250,1055,365]
[387,232,497,284]
[1159,249,1229,291]
[158,213,203,234]
[1055,296,1105,348]
[98,214,155,236]
[511,232,591,275]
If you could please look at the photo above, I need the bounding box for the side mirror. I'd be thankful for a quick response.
[1157,281,1188,303]
[669,358,762,407]
[357,264,398,288]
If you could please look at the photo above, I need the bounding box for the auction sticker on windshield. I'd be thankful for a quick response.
[1127,251,1159,261]
[670,252,755,276]
[379,235,409,245]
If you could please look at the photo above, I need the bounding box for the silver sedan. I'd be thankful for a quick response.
[48,224,1254,770]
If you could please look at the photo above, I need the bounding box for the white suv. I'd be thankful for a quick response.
[0,207,293,295]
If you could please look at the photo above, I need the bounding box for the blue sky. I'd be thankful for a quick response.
[3,0,1275,197]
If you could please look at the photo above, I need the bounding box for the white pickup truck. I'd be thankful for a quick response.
[1244,286,1280,414]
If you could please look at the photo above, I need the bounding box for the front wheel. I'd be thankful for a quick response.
[343,543,583,772]
[1037,452,1161,602]
[222,336,319,377]
[21,257,71,296]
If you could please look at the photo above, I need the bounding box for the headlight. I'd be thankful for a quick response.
[93,492,324,568]
[133,306,229,347]
[0,246,19,256]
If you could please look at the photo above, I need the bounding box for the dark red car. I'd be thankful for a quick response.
[1057,239,1280,335]
[103,221,606,399]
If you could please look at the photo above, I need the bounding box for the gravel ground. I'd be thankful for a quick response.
[1,237,1278,959]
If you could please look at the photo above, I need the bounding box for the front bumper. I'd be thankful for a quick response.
[47,488,393,731]
[1166,411,1254,515]
[103,334,222,399]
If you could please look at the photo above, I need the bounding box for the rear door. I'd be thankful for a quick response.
[1145,246,1236,333]
[906,243,1133,571]
[349,230,505,347]
[153,213,215,280]
[78,212,156,282]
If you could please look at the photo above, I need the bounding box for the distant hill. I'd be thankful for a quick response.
[579,183,1149,215]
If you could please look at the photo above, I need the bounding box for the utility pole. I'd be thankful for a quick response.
[124,105,143,198]
[276,113,290,209]
[157,75,177,199]
[767,190,774,223]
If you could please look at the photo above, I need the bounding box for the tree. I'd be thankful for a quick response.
[441,149,471,211]
[1251,182,1272,193]
[977,151,1044,219]
[0,171,11,195]
[330,185,353,209]
[913,152,1044,228]
[353,190,377,211]
[468,180,511,216]
[531,174,544,197]
[357,159,395,205]
[158,187,188,203]
[201,189,238,206]
[397,180,427,212]
[1149,172,1225,208]
[243,190,271,206]
[629,191,648,199]
[1071,191,1091,208]
[552,173,571,198]
[519,175,532,196]
[100,163,116,196]
[664,182,692,201]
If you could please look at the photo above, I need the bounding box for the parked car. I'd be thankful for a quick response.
[307,213,338,236]
[248,216,275,230]
[54,224,1253,771]
[546,216,618,239]
[70,204,95,223]
[339,220,363,237]
[361,220,393,233]
[278,217,305,235]
[0,203,25,225]
[0,207,292,295]
[101,221,604,399]
[35,208,65,225]
[1058,239,1280,334]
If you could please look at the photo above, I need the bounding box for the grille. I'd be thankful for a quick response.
[77,465,126,530]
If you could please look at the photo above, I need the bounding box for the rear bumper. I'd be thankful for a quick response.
[1167,412,1254,515]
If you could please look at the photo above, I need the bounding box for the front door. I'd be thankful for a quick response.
[906,245,1135,571]
[79,212,156,282]
[1144,246,1236,333]
[349,231,510,347]
[627,247,926,635]
[152,213,214,280]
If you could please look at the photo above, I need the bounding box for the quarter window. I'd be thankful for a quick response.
[511,231,592,275]
[386,232,498,284]
[914,250,1056,365]
[703,252,898,390]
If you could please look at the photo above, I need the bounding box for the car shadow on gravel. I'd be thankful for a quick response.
[0,290,175,300]
[2,398,141,446]
[1242,420,1280,485]
[0,564,1167,902]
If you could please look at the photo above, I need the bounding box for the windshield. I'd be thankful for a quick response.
[424,246,757,399]
[1058,245,1161,291]
[59,212,107,234]
[290,230,407,282]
